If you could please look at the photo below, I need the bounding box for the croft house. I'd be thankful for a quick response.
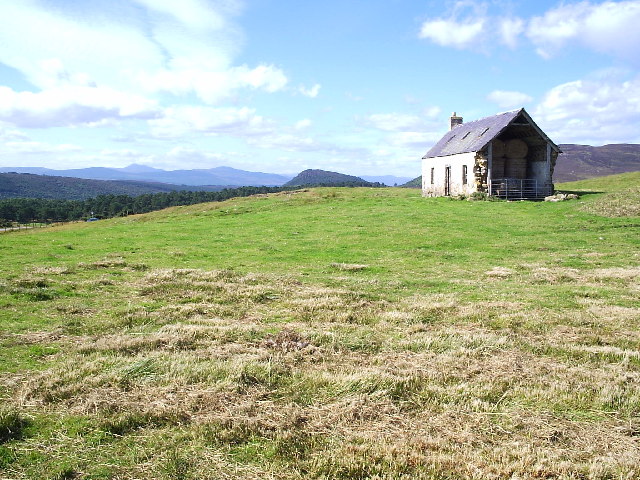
[421,109,561,199]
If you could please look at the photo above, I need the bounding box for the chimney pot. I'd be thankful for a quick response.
[450,112,463,130]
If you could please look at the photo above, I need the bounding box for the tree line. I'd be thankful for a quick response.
[0,183,382,227]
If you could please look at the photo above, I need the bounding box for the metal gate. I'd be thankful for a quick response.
[489,178,552,200]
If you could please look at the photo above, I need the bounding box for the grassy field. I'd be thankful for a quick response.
[1,172,639,479]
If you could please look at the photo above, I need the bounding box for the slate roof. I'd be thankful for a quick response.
[423,108,556,159]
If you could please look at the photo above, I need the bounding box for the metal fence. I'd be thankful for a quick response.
[489,178,552,200]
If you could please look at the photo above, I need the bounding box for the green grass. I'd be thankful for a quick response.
[0,180,639,479]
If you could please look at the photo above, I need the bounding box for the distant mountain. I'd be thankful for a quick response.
[0,165,293,187]
[0,173,226,200]
[284,169,375,187]
[555,144,640,182]
[360,175,412,186]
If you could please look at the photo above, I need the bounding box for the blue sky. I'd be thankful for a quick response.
[1,0,639,177]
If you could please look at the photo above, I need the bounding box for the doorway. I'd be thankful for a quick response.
[444,166,451,196]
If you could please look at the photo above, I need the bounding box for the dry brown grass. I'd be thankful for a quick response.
[581,187,640,217]
[330,262,369,272]
[4,264,640,479]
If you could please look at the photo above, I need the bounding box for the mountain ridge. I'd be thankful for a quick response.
[0,173,226,200]
[554,143,640,182]
[0,165,293,187]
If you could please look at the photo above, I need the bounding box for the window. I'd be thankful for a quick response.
[430,167,435,185]
[462,165,467,185]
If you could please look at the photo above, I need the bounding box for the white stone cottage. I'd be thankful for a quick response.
[422,109,561,199]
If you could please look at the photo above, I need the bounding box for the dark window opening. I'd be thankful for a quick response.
[444,166,451,196]
[430,167,434,185]
[462,165,467,185]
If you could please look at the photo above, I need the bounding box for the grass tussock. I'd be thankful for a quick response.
[0,407,29,443]
[581,186,640,217]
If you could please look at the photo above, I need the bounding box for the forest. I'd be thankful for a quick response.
[0,182,382,227]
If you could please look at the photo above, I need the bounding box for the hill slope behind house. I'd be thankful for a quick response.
[401,176,422,188]
[555,143,640,182]
[0,164,293,186]
[0,172,225,200]
[284,168,374,186]
[1,178,639,479]
[557,171,640,217]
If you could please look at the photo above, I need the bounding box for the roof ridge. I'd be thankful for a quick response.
[462,108,523,125]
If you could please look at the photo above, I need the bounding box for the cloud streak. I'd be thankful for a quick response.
[487,90,533,109]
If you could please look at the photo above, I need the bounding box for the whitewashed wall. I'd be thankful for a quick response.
[422,152,477,197]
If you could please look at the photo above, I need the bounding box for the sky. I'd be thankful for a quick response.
[0,0,639,177]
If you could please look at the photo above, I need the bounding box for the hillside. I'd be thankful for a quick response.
[284,168,373,186]
[555,143,640,181]
[0,172,225,200]
[401,176,422,188]
[1,178,639,479]
[0,165,293,187]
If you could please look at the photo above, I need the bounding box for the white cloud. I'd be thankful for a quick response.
[388,131,442,149]
[418,1,527,52]
[0,85,159,128]
[247,133,318,152]
[130,0,233,31]
[0,0,286,109]
[3,140,82,154]
[358,111,445,151]
[149,106,272,138]
[0,1,164,92]
[299,83,321,98]
[534,74,640,144]
[419,1,640,59]
[0,125,28,141]
[499,17,525,49]
[423,106,442,118]
[295,119,312,130]
[161,146,226,169]
[487,90,533,109]
[141,64,288,104]
[527,1,640,60]
[419,18,485,50]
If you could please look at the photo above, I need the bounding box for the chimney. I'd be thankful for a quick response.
[450,112,463,130]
